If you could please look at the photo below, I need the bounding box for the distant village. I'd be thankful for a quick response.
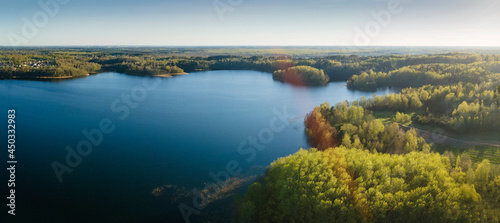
[0,60,53,69]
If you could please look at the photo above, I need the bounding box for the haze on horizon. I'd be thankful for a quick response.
[0,0,499,47]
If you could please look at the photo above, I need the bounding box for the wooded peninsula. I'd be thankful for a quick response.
[232,51,500,223]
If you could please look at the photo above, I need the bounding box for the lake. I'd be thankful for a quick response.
[0,70,394,222]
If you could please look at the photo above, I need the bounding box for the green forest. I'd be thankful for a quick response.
[234,53,500,222]
[273,66,329,86]
[233,147,499,223]
[3,48,498,84]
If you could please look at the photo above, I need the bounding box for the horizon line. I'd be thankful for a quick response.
[2,45,500,48]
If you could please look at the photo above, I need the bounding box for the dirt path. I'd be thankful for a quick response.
[398,124,500,148]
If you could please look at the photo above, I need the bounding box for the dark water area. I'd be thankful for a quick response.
[0,70,394,222]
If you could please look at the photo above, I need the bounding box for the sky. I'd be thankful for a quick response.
[0,0,499,46]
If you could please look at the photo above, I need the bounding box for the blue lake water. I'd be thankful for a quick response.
[0,70,394,222]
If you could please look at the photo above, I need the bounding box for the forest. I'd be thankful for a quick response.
[347,64,500,133]
[273,66,329,86]
[3,48,498,83]
[233,147,499,223]
[235,109,499,222]
[305,102,430,154]
[234,52,500,222]
[0,51,101,79]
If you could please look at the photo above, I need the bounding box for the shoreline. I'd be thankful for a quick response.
[9,73,89,81]
[3,71,190,81]
[152,72,189,78]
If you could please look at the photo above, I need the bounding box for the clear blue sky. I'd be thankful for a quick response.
[0,0,499,46]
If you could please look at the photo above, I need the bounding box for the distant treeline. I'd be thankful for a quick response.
[0,52,101,78]
[3,49,498,81]
[347,55,500,91]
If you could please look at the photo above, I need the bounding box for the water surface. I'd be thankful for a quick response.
[0,70,394,222]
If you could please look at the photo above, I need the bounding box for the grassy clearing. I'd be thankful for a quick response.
[412,122,500,144]
[372,111,397,124]
[458,132,500,143]
[433,144,500,164]
[372,111,415,125]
